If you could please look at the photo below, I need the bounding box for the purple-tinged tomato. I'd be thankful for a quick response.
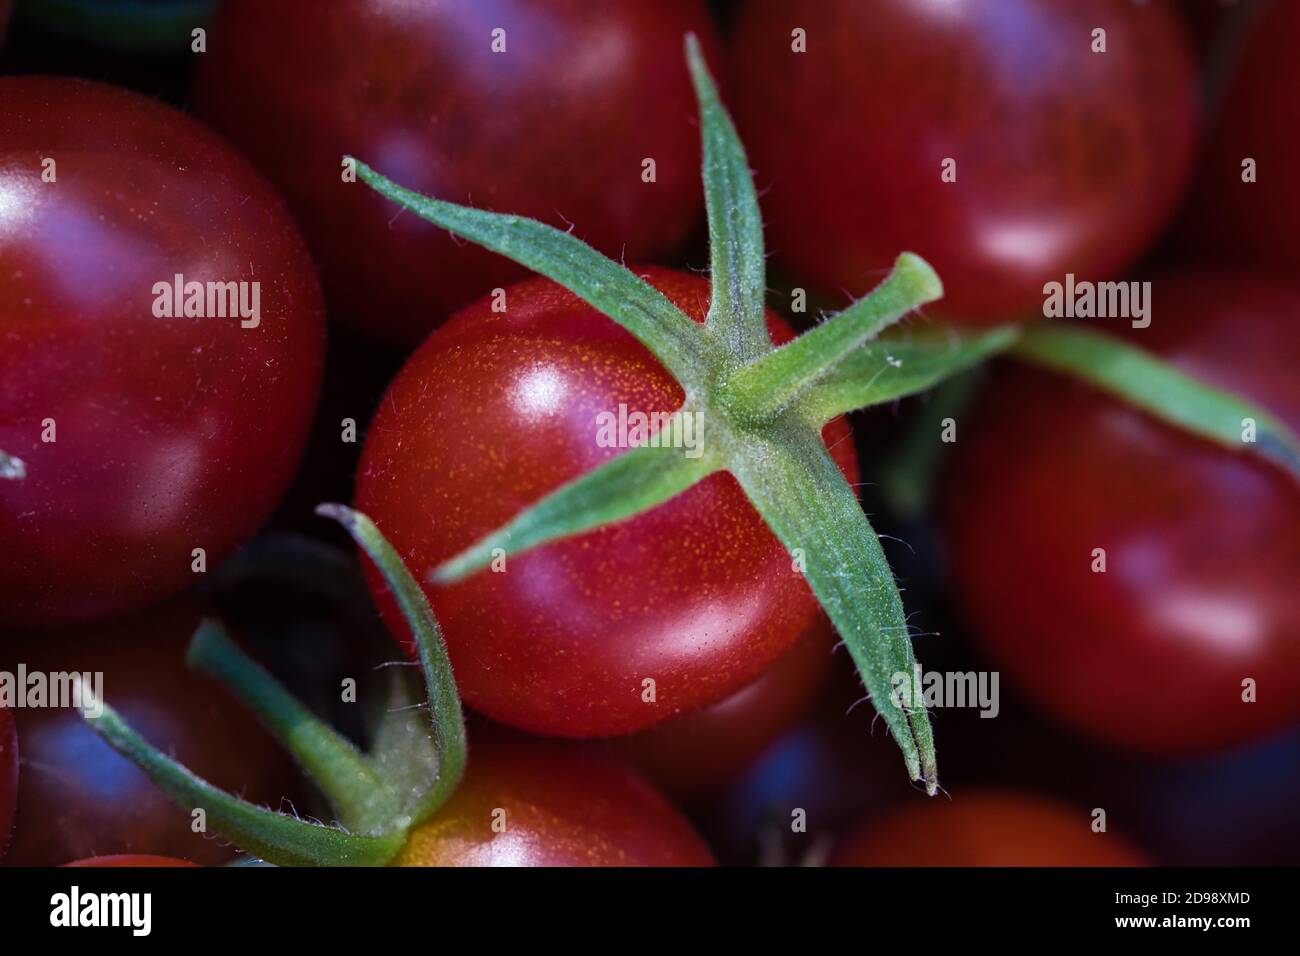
[0,77,325,627]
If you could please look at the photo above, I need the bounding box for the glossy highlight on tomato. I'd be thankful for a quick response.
[2,601,301,866]
[731,0,1197,323]
[0,77,325,628]
[831,791,1147,866]
[943,274,1300,754]
[356,268,859,737]
[394,725,713,866]
[195,0,720,343]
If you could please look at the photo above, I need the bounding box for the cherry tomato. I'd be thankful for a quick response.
[194,0,720,344]
[394,725,713,866]
[63,855,198,867]
[614,617,834,803]
[355,268,859,737]
[1181,1,1300,276]
[831,791,1147,866]
[0,705,15,860]
[942,274,1300,754]
[2,601,301,866]
[0,77,325,628]
[730,0,1197,324]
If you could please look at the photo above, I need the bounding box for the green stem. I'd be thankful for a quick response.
[686,33,769,362]
[349,159,711,391]
[731,423,937,792]
[436,428,721,583]
[186,619,397,832]
[720,253,943,423]
[80,679,404,866]
[317,504,467,822]
[1013,324,1300,481]
[804,326,1019,423]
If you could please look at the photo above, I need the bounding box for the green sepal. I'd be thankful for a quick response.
[1014,324,1300,481]
[349,159,711,391]
[317,504,466,822]
[720,253,944,423]
[730,423,938,793]
[436,426,720,583]
[685,33,769,361]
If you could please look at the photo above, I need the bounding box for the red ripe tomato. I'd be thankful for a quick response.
[943,274,1300,755]
[615,618,834,803]
[194,0,720,344]
[63,855,197,868]
[1181,1,1300,276]
[2,601,301,866]
[0,705,15,860]
[730,0,1197,324]
[394,725,713,866]
[0,77,325,628]
[831,791,1147,866]
[356,268,859,737]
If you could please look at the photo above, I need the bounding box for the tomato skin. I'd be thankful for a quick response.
[356,268,858,738]
[63,855,197,868]
[831,791,1147,866]
[0,706,15,861]
[1181,1,1300,276]
[0,77,325,628]
[731,0,1197,324]
[194,0,719,344]
[394,726,712,867]
[615,617,834,803]
[943,274,1300,755]
[2,602,301,867]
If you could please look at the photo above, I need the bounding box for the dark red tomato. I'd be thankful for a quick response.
[614,616,834,803]
[0,705,15,860]
[2,601,301,866]
[195,0,720,344]
[356,268,859,738]
[394,725,712,866]
[63,855,197,868]
[731,0,1197,324]
[0,77,325,629]
[943,274,1300,755]
[831,791,1147,866]
[1181,1,1300,275]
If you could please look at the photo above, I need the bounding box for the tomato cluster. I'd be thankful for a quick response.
[1,0,1298,871]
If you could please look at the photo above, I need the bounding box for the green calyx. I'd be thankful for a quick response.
[355,35,964,793]
[350,33,1300,793]
[80,505,467,866]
